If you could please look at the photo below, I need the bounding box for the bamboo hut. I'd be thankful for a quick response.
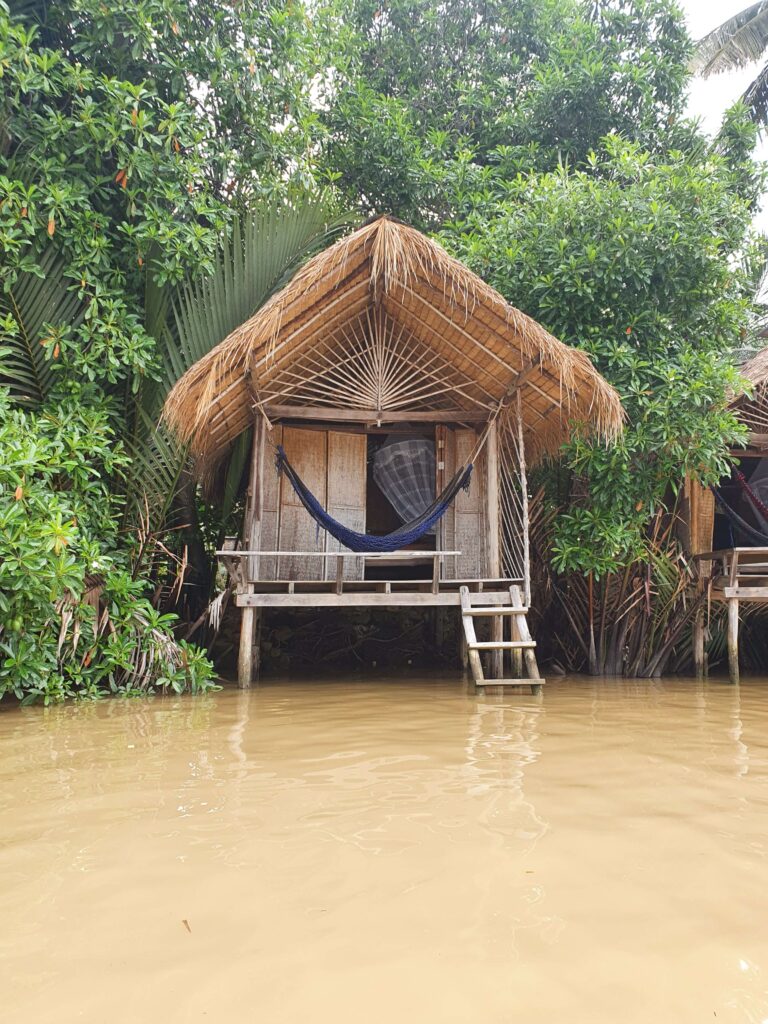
[164,216,623,690]
[687,348,768,681]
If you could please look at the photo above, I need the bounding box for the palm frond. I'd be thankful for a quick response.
[155,198,353,415]
[122,406,189,536]
[0,248,84,406]
[691,2,768,76]
[124,197,353,546]
[744,58,768,123]
[220,427,252,524]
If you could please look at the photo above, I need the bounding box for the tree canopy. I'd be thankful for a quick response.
[321,0,693,223]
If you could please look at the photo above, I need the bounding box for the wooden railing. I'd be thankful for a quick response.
[693,548,768,597]
[216,549,462,595]
[692,547,768,683]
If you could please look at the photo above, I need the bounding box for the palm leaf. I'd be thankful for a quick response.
[0,248,84,406]
[744,58,768,123]
[125,197,354,537]
[691,2,768,76]
[122,407,189,539]
[154,198,354,414]
[221,427,252,525]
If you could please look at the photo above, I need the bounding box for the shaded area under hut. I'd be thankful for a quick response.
[163,216,623,691]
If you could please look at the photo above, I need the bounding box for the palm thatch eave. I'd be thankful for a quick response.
[162,215,624,474]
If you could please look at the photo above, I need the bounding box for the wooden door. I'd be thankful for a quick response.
[274,427,367,582]
[324,431,367,581]
[258,424,282,581]
[439,426,486,579]
[277,426,327,580]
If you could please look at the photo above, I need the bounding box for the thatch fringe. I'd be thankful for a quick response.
[732,347,768,442]
[163,216,624,473]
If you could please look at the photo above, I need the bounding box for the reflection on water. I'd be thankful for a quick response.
[2,676,768,1023]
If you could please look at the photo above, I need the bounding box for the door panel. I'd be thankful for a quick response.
[258,424,282,581]
[277,427,327,580]
[325,431,366,580]
[454,428,486,579]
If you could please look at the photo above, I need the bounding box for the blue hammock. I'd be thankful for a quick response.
[276,444,473,553]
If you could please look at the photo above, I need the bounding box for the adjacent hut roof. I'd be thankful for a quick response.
[164,216,623,471]
[732,348,768,445]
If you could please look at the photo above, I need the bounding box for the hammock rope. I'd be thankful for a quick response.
[260,373,514,553]
[734,469,768,526]
[276,445,473,553]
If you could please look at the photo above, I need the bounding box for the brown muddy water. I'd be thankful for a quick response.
[2,676,768,1023]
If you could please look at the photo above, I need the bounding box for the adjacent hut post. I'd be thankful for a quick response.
[486,418,503,677]
[516,392,531,608]
[693,604,706,678]
[238,417,266,688]
[727,597,740,685]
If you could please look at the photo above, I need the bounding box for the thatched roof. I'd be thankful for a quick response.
[164,216,623,471]
[740,348,768,393]
[731,347,768,444]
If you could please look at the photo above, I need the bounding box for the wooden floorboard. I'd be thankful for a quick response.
[236,589,516,608]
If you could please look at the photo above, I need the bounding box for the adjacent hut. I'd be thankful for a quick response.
[687,348,768,681]
[164,216,623,690]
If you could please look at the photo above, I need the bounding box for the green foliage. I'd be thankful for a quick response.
[0,388,215,701]
[0,7,224,389]
[441,128,764,575]
[322,0,692,223]
[124,197,351,550]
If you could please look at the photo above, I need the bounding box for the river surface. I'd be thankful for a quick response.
[2,675,768,1023]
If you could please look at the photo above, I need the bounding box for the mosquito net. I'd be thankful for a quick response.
[373,437,436,528]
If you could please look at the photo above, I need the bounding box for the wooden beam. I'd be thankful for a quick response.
[236,590,514,608]
[218,549,461,559]
[237,419,266,689]
[263,404,489,424]
[728,597,740,684]
[693,602,706,678]
[516,391,532,607]
[485,420,502,677]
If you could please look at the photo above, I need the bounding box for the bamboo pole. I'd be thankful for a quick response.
[516,392,531,608]
[486,420,503,677]
[693,602,706,678]
[728,598,740,685]
[238,418,266,689]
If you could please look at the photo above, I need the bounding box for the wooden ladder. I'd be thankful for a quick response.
[460,585,544,695]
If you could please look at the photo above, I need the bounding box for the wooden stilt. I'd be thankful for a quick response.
[693,604,705,679]
[727,598,739,685]
[511,613,523,678]
[486,420,503,678]
[237,418,267,689]
[238,591,255,689]
[252,609,263,681]
[490,618,504,679]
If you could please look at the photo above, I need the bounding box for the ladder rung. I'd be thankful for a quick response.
[477,679,546,687]
[468,640,536,650]
[464,606,529,616]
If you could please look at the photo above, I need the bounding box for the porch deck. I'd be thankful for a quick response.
[219,549,541,689]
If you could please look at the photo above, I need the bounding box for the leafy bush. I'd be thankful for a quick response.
[441,129,763,575]
[0,387,215,702]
